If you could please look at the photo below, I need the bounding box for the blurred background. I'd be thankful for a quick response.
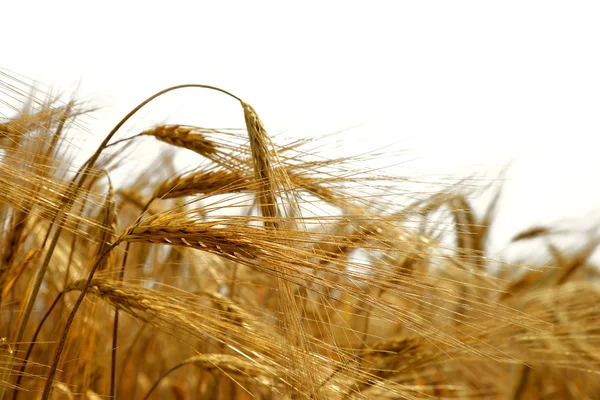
[2,0,599,261]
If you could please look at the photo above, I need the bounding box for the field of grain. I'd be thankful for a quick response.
[0,74,599,400]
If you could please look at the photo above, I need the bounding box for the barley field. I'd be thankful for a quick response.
[0,72,599,400]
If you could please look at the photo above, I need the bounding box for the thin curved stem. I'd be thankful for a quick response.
[40,241,121,399]
[11,292,64,400]
[112,200,153,399]
[142,360,199,400]
[103,134,141,149]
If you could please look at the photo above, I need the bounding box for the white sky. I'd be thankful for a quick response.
[3,1,600,256]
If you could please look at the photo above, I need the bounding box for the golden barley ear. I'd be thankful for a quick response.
[142,125,217,157]
[240,100,332,397]
[241,101,279,224]
[152,168,248,200]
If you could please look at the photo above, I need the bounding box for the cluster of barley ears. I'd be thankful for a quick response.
[0,72,599,400]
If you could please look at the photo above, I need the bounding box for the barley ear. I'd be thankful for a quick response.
[241,101,279,227]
